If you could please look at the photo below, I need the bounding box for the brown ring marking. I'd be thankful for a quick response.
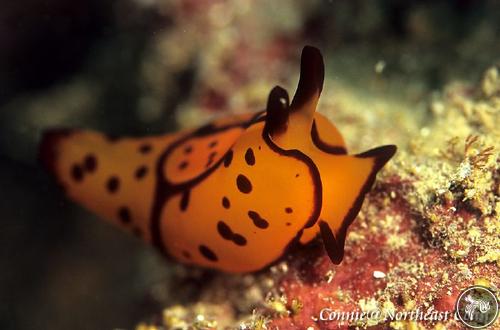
[149,112,266,259]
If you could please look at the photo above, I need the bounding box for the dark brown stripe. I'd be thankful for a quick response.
[323,144,397,264]
[179,190,190,211]
[206,151,217,168]
[199,245,218,262]
[245,148,255,166]
[319,220,342,264]
[236,174,252,193]
[311,121,347,155]
[262,124,322,229]
[224,150,233,167]
[248,211,269,229]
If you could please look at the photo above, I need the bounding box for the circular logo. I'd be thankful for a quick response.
[455,286,499,329]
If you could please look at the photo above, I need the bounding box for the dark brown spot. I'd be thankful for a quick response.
[295,173,300,178]
[217,221,232,240]
[258,146,261,150]
[245,148,255,166]
[83,154,97,172]
[118,207,131,224]
[232,234,247,246]
[178,161,188,170]
[184,145,193,154]
[236,174,252,194]
[248,211,269,229]
[217,221,247,246]
[106,176,120,193]
[208,140,218,148]
[182,250,191,259]
[199,245,218,262]
[285,207,293,214]
[134,165,148,179]
[205,151,217,168]
[138,144,152,154]
[106,134,121,142]
[132,227,142,237]
[224,150,233,167]
[222,196,230,209]
[180,190,190,212]
[71,164,84,182]
[286,222,291,226]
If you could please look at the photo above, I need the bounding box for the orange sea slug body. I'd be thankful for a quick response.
[39,46,396,273]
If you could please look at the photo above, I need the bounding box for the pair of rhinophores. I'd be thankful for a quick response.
[40,46,396,273]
